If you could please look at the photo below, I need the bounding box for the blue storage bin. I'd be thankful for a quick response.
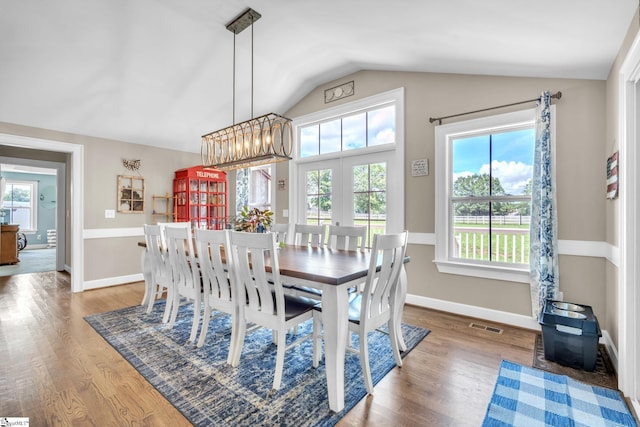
[539,299,601,371]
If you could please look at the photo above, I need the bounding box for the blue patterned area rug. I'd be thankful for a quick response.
[85,301,429,427]
[483,360,637,427]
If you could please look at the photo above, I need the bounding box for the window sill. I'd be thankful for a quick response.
[433,259,530,283]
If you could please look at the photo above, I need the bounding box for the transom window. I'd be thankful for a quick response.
[299,105,395,158]
[435,108,552,283]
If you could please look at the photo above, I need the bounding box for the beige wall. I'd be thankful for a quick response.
[282,70,608,319]
[0,121,201,282]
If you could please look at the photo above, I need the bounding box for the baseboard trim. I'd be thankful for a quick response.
[405,293,541,330]
[84,273,144,290]
[601,329,619,373]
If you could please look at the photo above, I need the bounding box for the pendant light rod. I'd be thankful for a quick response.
[232,32,236,124]
[202,8,292,171]
[251,14,254,119]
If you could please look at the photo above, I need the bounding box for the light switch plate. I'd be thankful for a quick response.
[105,209,116,219]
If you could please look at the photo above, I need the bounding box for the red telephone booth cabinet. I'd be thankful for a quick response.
[173,166,228,229]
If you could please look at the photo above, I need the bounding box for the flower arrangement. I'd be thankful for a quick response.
[235,206,274,233]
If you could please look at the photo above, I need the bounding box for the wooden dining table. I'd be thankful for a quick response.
[139,240,409,413]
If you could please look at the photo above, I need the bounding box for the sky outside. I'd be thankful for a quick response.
[452,128,534,195]
[300,105,395,157]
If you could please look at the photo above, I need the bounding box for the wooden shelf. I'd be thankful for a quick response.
[151,193,176,224]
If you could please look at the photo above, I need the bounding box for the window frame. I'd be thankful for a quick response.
[434,107,555,283]
[2,179,38,232]
[291,87,405,234]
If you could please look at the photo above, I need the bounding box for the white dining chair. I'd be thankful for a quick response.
[164,225,202,343]
[287,223,329,301]
[326,225,366,252]
[228,231,317,390]
[293,223,327,247]
[271,223,290,245]
[143,224,174,321]
[194,229,236,360]
[313,230,408,394]
[157,221,191,248]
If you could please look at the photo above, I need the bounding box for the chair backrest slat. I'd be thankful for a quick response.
[327,225,366,251]
[230,231,283,322]
[144,224,171,285]
[195,229,232,304]
[165,226,199,297]
[271,223,289,245]
[362,231,408,321]
[293,223,327,247]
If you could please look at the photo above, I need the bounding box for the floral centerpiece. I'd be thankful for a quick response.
[235,206,274,233]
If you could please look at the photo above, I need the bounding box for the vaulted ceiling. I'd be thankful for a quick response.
[0,0,636,153]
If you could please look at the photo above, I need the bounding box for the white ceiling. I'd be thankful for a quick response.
[0,0,637,154]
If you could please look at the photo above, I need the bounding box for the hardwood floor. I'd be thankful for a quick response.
[0,271,537,426]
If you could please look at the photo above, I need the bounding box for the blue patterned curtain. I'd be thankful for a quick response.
[529,91,559,320]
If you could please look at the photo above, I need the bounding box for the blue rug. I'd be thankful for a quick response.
[483,360,637,427]
[85,301,429,427]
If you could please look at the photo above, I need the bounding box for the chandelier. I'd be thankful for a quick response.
[202,8,292,171]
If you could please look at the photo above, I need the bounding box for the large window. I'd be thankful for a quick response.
[2,180,37,232]
[435,108,552,283]
[293,88,404,247]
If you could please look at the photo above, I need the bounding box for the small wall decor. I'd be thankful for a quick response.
[411,159,429,177]
[122,159,141,173]
[324,81,354,103]
[606,151,618,199]
[118,175,145,213]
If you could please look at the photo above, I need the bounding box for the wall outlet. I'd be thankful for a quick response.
[282,209,288,218]
[36,234,41,240]
[105,209,116,219]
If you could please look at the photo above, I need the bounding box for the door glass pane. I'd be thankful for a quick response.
[305,169,331,225]
[353,162,386,247]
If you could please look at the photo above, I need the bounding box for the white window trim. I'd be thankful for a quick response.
[3,179,38,232]
[434,106,556,283]
[290,87,405,233]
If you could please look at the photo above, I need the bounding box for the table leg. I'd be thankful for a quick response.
[322,284,349,412]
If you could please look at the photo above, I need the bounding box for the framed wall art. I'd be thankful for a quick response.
[118,175,145,213]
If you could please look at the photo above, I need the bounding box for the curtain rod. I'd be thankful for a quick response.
[428,91,562,125]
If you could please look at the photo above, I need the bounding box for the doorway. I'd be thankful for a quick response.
[0,134,83,292]
[0,161,61,276]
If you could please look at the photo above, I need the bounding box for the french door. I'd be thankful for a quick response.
[296,150,401,247]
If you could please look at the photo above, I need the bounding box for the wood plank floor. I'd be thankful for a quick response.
[0,271,537,426]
